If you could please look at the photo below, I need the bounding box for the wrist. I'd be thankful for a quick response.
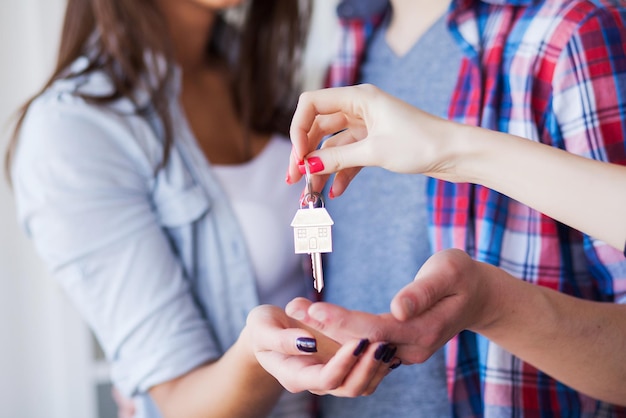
[427,119,477,183]
[466,261,511,335]
[236,325,264,370]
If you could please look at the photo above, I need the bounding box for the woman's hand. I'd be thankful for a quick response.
[246,304,399,397]
[112,386,136,418]
[287,84,461,197]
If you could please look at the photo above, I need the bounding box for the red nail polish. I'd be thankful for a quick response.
[298,161,306,175]
[329,187,335,199]
[307,157,324,174]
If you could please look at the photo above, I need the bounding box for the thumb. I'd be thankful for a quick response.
[390,250,466,321]
[311,134,380,175]
[304,136,383,198]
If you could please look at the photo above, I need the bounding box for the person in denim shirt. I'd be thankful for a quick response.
[6,1,393,417]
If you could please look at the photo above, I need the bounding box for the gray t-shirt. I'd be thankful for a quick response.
[320,12,462,418]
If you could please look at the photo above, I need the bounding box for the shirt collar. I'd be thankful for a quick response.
[336,0,538,20]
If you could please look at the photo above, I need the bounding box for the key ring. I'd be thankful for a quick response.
[300,159,324,209]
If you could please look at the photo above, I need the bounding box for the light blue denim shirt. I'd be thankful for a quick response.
[12,57,309,417]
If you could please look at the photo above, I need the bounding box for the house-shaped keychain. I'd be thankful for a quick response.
[290,206,334,255]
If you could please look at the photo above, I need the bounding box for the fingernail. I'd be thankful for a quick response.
[374,343,389,361]
[285,169,291,184]
[329,187,335,199]
[402,297,415,317]
[296,337,317,353]
[307,157,324,173]
[382,345,397,363]
[389,360,402,370]
[298,157,325,175]
[353,339,370,356]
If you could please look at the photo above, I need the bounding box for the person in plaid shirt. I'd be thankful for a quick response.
[283,0,626,416]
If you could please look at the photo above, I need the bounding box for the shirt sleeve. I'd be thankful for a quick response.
[551,6,626,304]
[12,95,219,396]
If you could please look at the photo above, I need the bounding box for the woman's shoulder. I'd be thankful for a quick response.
[31,58,144,120]
[18,66,165,179]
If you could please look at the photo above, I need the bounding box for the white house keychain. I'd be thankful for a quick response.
[290,160,334,292]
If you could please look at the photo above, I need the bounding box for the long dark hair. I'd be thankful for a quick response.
[5,0,311,181]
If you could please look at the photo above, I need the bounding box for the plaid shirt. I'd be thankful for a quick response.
[329,0,626,416]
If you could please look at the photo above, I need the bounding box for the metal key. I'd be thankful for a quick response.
[311,250,324,292]
[290,161,334,292]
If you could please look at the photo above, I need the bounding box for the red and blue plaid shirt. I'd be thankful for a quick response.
[328,0,626,416]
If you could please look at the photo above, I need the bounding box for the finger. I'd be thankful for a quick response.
[289,157,332,195]
[318,129,365,198]
[263,328,322,355]
[287,145,304,185]
[330,168,362,198]
[288,113,348,185]
[290,86,372,161]
[247,304,291,328]
[390,250,465,321]
[308,112,350,147]
[362,360,400,396]
[269,338,365,394]
[302,302,395,344]
[315,338,372,393]
[285,297,314,321]
[332,341,393,397]
[304,135,378,177]
[247,305,321,355]
[298,127,359,193]
[360,345,400,396]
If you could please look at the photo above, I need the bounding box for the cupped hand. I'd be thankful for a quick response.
[246,304,397,397]
[285,249,499,364]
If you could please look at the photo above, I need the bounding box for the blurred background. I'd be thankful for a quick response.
[0,1,340,417]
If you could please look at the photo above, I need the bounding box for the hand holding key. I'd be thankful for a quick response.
[290,160,334,292]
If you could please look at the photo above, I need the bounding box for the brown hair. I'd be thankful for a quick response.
[5,0,311,182]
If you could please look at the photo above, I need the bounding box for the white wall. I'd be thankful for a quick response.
[0,1,339,417]
[0,1,96,418]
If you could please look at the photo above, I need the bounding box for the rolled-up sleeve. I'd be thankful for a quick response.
[13,95,218,396]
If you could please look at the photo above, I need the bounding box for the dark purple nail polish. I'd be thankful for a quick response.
[353,339,370,356]
[389,360,402,370]
[382,345,397,363]
[296,337,317,353]
[374,343,389,361]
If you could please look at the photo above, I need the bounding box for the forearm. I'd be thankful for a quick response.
[150,326,284,418]
[474,261,626,406]
[444,123,626,251]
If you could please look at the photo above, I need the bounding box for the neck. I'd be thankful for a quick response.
[387,0,452,56]
[157,0,217,75]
